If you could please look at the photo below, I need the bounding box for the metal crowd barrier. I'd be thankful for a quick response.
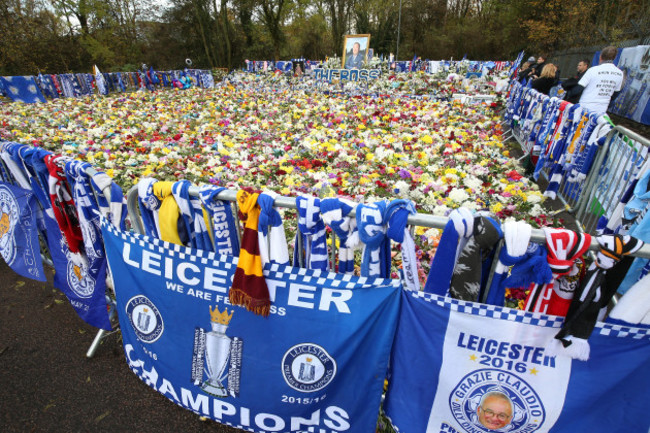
[125,183,650,261]
[502,80,650,236]
[573,125,650,234]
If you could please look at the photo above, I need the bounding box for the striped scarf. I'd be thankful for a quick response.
[199,185,240,256]
[524,229,591,316]
[230,188,270,317]
[450,216,502,302]
[258,191,289,266]
[357,201,390,278]
[486,221,536,306]
[320,198,358,274]
[138,178,161,238]
[385,199,419,291]
[172,180,212,251]
[423,208,474,296]
[44,154,84,258]
[295,196,329,271]
[89,172,126,230]
[548,235,643,360]
[64,160,105,260]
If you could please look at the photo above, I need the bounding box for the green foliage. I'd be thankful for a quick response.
[2,0,648,74]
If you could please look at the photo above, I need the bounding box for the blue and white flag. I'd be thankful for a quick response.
[24,154,112,330]
[0,76,46,103]
[0,182,46,281]
[384,291,650,433]
[102,221,401,433]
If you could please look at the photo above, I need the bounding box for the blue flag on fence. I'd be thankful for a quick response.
[0,76,47,103]
[0,182,46,281]
[102,220,401,432]
[384,290,650,433]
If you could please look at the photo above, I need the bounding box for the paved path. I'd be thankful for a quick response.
[0,260,242,432]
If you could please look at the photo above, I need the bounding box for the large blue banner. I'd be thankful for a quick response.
[102,220,401,432]
[384,290,650,433]
[0,182,46,281]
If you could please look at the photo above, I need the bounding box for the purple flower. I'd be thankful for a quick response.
[398,168,411,179]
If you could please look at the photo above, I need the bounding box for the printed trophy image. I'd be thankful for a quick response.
[202,306,233,397]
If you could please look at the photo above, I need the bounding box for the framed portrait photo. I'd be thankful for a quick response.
[342,34,371,70]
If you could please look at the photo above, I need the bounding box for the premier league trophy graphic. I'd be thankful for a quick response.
[201,305,234,397]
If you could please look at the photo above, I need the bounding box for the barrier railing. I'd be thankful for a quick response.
[4,137,650,430]
[503,80,650,236]
[574,125,650,234]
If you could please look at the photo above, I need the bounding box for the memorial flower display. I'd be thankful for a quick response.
[0,73,554,293]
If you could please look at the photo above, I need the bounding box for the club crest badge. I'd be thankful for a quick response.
[63,240,96,299]
[282,343,337,393]
[126,295,164,343]
[449,369,545,432]
[0,184,19,265]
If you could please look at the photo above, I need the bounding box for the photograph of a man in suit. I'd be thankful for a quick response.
[345,42,364,69]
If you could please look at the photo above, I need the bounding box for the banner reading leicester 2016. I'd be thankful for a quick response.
[0,182,46,281]
[102,220,400,433]
[384,290,650,433]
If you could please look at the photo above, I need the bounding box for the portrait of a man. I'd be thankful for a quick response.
[342,34,370,70]
[476,391,513,430]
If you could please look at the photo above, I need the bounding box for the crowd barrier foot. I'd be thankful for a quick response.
[86,329,108,358]
[86,327,120,358]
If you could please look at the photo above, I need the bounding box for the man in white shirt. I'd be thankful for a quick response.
[576,46,624,115]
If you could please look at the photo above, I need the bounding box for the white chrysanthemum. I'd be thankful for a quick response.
[393,180,411,196]
[463,176,483,191]
[448,188,469,203]
[433,205,450,216]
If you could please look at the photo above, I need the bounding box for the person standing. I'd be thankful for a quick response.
[576,46,624,115]
[531,64,558,95]
[562,59,590,103]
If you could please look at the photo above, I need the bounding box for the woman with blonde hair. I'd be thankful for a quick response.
[531,63,558,95]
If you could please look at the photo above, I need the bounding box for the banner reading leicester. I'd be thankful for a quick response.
[384,290,650,433]
[0,182,46,281]
[102,220,401,433]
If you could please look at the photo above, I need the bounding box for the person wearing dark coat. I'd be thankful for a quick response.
[562,59,590,103]
[531,63,558,95]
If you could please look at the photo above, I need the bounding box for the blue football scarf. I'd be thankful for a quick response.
[384,290,650,433]
[199,185,240,257]
[102,218,400,433]
[137,178,162,239]
[172,180,212,251]
[485,221,534,306]
[94,66,108,95]
[385,199,419,291]
[295,196,329,271]
[423,208,474,296]
[0,76,46,103]
[356,201,390,278]
[58,74,77,98]
[89,172,127,230]
[0,181,46,281]
[320,198,358,274]
[257,191,289,266]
